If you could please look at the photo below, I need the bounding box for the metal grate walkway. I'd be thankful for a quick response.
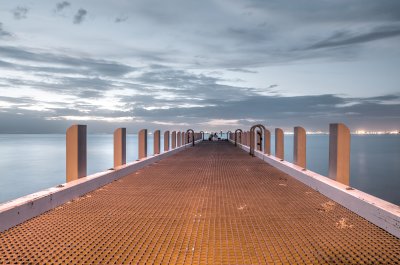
[1,141,399,264]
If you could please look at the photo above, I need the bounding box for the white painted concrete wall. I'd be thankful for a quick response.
[0,140,202,232]
[229,139,400,239]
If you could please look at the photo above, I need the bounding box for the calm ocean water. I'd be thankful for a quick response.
[0,134,399,205]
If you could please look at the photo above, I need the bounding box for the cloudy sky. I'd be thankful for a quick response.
[0,0,399,133]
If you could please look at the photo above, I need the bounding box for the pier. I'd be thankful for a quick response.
[1,125,400,264]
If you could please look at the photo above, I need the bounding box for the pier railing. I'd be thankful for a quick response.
[229,123,350,185]
[66,126,202,183]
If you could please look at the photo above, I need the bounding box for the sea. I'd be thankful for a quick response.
[0,134,399,205]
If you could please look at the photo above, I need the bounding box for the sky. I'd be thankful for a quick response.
[0,0,399,133]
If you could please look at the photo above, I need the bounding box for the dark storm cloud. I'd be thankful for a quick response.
[137,69,217,87]
[130,93,400,131]
[0,63,399,132]
[12,6,28,20]
[131,94,343,119]
[136,69,254,101]
[308,25,400,50]
[0,23,12,38]
[226,27,269,43]
[0,96,35,105]
[102,65,399,129]
[227,68,258,74]
[366,95,400,101]
[73,8,87,24]
[62,77,114,91]
[246,0,400,22]
[115,16,128,23]
[55,1,71,12]
[1,75,118,100]
[0,46,136,77]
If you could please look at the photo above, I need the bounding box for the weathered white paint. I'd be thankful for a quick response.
[0,139,202,233]
[229,139,400,239]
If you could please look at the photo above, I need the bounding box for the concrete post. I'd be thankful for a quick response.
[172,131,176,149]
[329,123,351,185]
[113,128,126,168]
[294,126,306,169]
[177,132,181,147]
[275,128,284,160]
[164,131,170,151]
[264,129,271,155]
[66,124,87,182]
[138,129,147,160]
[246,131,250,146]
[182,132,186,145]
[154,130,160,155]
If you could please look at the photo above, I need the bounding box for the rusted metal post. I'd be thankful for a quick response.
[138,129,147,160]
[182,132,186,145]
[250,130,255,155]
[186,129,195,146]
[235,129,242,146]
[264,129,271,155]
[294,126,306,169]
[246,131,250,146]
[172,131,176,149]
[113,128,126,168]
[164,131,170,151]
[257,131,262,151]
[249,124,267,156]
[275,128,284,160]
[177,131,181,147]
[329,123,351,185]
[66,124,87,182]
[154,130,160,155]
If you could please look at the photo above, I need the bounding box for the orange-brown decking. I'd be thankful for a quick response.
[1,141,399,264]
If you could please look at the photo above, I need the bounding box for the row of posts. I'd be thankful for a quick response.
[66,126,202,183]
[229,123,351,185]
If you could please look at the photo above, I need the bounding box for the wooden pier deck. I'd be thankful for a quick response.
[1,141,399,264]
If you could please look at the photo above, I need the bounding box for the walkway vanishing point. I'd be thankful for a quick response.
[1,128,400,264]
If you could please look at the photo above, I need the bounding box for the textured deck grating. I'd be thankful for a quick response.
[1,141,400,264]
